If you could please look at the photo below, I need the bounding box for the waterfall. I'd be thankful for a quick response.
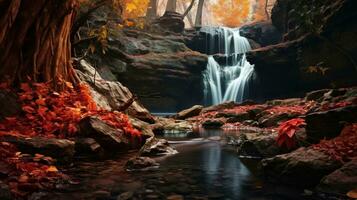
[203,27,254,105]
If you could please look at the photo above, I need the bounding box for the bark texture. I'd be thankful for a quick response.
[0,0,79,88]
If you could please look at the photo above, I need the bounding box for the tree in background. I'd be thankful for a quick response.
[211,0,251,27]
[146,0,159,20]
[165,0,177,12]
[195,0,205,26]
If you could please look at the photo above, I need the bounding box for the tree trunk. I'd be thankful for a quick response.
[165,0,177,12]
[0,0,79,89]
[265,0,269,19]
[195,0,204,27]
[146,0,158,20]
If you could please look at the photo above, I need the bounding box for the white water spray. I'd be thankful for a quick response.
[203,27,254,105]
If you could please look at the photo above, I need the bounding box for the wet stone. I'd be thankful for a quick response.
[167,194,184,200]
[116,191,134,200]
[93,190,111,200]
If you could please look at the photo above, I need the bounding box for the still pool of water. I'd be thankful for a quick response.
[43,130,318,200]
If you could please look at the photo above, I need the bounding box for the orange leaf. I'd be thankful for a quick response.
[46,166,58,173]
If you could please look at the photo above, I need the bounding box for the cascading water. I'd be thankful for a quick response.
[203,27,254,105]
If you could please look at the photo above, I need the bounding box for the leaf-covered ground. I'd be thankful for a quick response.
[0,82,141,198]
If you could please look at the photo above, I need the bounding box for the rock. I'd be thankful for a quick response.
[237,132,281,158]
[258,113,291,127]
[79,116,138,151]
[76,60,155,123]
[236,128,306,158]
[125,157,159,170]
[0,182,11,200]
[129,117,154,139]
[0,135,75,162]
[201,101,237,113]
[239,21,282,47]
[166,194,184,200]
[317,158,357,195]
[154,11,184,33]
[75,138,104,156]
[0,90,21,120]
[202,119,225,129]
[224,112,251,123]
[117,191,134,200]
[152,117,193,134]
[249,0,357,101]
[139,137,177,157]
[305,89,331,102]
[305,105,357,142]
[261,147,342,187]
[266,98,303,106]
[176,105,203,119]
[93,190,111,200]
[76,14,208,112]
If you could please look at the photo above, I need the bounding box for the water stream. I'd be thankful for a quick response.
[203,27,254,105]
[44,129,308,200]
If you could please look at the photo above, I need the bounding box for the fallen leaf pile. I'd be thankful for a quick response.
[0,82,141,138]
[0,142,67,198]
[313,123,357,162]
[0,81,141,198]
[264,105,307,116]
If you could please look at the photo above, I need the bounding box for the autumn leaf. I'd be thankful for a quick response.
[18,175,29,183]
[20,83,31,92]
[347,189,357,199]
[22,105,35,113]
[126,3,137,12]
[46,166,58,173]
[276,118,306,149]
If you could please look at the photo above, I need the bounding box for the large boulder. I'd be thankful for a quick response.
[75,10,208,112]
[76,60,155,124]
[240,21,282,47]
[317,158,357,196]
[261,148,342,187]
[248,0,357,101]
[305,105,357,142]
[78,116,139,151]
[0,135,75,162]
[176,105,203,120]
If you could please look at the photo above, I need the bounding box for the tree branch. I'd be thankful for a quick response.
[183,0,195,18]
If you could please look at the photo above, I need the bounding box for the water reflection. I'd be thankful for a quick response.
[45,129,310,200]
[157,129,256,199]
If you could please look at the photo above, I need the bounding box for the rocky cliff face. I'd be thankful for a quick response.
[246,0,357,100]
[76,7,208,112]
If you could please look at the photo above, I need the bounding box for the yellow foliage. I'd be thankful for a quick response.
[211,0,252,27]
[120,0,150,20]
